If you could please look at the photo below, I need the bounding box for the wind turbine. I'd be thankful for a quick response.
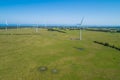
[34,17,39,32]
[0,19,1,27]
[44,23,47,29]
[78,17,84,40]
[36,23,38,32]
[17,24,20,30]
[5,20,8,31]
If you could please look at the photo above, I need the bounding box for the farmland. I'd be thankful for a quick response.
[0,28,120,80]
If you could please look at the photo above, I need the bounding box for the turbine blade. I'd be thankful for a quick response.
[6,20,8,25]
[80,17,84,25]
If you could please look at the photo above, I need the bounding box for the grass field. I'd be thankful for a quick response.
[0,28,120,80]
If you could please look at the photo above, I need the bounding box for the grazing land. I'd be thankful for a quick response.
[0,28,120,80]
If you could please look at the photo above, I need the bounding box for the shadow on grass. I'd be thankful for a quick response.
[0,33,41,35]
[74,47,84,51]
[38,66,59,74]
[70,38,80,40]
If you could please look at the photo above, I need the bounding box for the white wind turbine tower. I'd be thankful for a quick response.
[36,22,38,32]
[78,17,84,40]
[5,20,8,31]
[0,19,1,27]
[17,24,18,30]
[35,18,39,32]
[33,17,38,32]
[17,24,20,30]
[44,23,47,29]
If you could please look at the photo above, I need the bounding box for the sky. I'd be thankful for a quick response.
[0,0,120,25]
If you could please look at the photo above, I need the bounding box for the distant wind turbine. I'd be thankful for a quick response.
[5,20,8,31]
[0,19,1,27]
[34,17,39,32]
[44,24,47,29]
[78,17,84,40]
[17,24,20,30]
[36,23,38,32]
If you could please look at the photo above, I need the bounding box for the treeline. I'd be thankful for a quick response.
[48,29,66,33]
[86,29,120,33]
[93,41,120,51]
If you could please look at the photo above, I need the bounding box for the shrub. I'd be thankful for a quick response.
[104,42,109,46]
[93,41,120,51]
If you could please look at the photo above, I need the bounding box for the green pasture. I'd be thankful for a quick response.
[0,28,120,80]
